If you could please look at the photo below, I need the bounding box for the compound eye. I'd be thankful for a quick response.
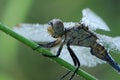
[85,27,88,30]
[48,21,53,27]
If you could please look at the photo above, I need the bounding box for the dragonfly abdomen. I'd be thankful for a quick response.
[106,54,120,72]
[90,43,107,61]
[91,43,120,72]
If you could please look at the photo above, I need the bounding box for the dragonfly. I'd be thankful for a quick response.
[13,8,120,80]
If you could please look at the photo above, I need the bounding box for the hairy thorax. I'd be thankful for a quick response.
[65,25,97,47]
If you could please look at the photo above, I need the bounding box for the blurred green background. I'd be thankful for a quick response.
[0,0,120,80]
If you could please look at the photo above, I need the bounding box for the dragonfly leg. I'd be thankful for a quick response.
[43,40,65,57]
[33,40,57,50]
[38,37,65,58]
[59,71,71,80]
[60,42,80,80]
[67,42,80,80]
[37,37,62,48]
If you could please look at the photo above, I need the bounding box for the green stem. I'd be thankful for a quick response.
[0,23,98,80]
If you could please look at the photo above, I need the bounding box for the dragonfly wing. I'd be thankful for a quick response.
[51,45,105,67]
[63,22,76,28]
[96,34,120,52]
[13,24,56,43]
[13,22,78,42]
[13,23,106,67]
[81,8,110,31]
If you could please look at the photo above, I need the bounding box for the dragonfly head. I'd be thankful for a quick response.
[47,19,64,38]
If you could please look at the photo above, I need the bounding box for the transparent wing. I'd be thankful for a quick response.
[13,23,105,67]
[51,45,105,67]
[64,22,76,28]
[96,34,120,52]
[13,24,55,42]
[51,34,120,67]
[13,23,76,42]
[81,8,110,31]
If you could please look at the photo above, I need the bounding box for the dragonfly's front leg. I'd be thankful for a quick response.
[36,37,65,57]
[38,37,62,48]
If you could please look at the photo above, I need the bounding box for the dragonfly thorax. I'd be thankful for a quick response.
[65,24,97,47]
[47,19,65,38]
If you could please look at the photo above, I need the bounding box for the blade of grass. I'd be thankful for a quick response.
[0,0,33,70]
[0,23,98,80]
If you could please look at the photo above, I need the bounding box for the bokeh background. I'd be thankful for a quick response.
[0,0,120,80]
